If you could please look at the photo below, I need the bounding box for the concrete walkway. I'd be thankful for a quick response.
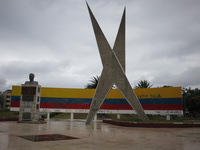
[0,120,200,150]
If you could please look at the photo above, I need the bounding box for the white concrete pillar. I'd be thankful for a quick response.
[166,115,170,121]
[117,114,120,119]
[93,113,97,121]
[47,112,50,121]
[93,122,97,130]
[71,113,74,121]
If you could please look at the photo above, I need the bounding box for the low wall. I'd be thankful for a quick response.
[10,86,183,116]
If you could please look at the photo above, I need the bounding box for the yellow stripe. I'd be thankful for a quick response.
[11,86,21,96]
[11,86,182,98]
[41,87,96,98]
[134,87,182,99]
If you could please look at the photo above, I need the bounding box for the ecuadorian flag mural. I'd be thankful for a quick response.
[10,86,183,115]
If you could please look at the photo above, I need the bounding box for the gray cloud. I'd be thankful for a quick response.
[0,0,200,92]
[0,77,7,91]
[151,66,200,88]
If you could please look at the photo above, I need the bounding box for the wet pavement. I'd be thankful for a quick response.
[0,120,200,150]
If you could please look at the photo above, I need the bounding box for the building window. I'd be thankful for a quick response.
[6,95,11,98]
[37,96,40,102]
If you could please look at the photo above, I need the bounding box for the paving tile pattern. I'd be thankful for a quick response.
[0,120,200,150]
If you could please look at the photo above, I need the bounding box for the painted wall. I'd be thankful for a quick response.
[11,86,183,115]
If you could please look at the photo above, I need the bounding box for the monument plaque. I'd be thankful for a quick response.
[22,94,34,101]
[22,112,31,120]
[21,87,36,95]
[18,73,41,122]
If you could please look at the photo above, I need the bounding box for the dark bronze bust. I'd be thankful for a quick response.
[25,73,38,85]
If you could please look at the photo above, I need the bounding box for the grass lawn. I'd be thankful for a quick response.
[0,111,19,118]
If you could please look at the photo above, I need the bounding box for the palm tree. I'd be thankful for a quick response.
[85,76,100,89]
[135,80,153,88]
[163,85,173,88]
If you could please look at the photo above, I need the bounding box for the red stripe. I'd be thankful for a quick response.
[100,104,132,110]
[10,102,183,110]
[40,103,91,109]
[10,102,20,107]
[100,104,183,110]
[40,103,183,110]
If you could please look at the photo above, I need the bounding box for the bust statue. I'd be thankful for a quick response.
[25,73,38,85]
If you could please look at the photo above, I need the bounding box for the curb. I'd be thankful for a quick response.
[103,119,200,128]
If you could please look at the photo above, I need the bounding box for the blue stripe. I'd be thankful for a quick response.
[11,96,20,102]
[140,98,182,104]
[41,97,92,104]
[104,99,128,104]
[11,96,182,105]
[40,97,182,104]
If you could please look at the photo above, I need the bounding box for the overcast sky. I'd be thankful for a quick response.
[0,0,200,91]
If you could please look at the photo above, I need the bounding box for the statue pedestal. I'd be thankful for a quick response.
[18,84,41,122]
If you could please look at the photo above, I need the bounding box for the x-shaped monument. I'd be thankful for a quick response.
[86,3,149,124]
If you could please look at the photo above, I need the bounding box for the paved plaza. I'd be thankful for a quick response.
[0,120,200,150]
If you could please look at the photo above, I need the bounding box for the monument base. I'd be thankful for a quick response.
[18,84,41,122]
[18,119,46,124]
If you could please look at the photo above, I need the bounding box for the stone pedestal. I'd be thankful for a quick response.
[18,84,41,122]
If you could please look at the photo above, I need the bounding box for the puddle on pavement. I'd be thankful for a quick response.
[18,134,79,142]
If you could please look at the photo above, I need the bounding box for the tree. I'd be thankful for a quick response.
[188,96,200,116]
[135,80,153,88]
[163,85,173,87]
[85,76,100,89]
[182,87,200,116]
[0,94,3,110]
